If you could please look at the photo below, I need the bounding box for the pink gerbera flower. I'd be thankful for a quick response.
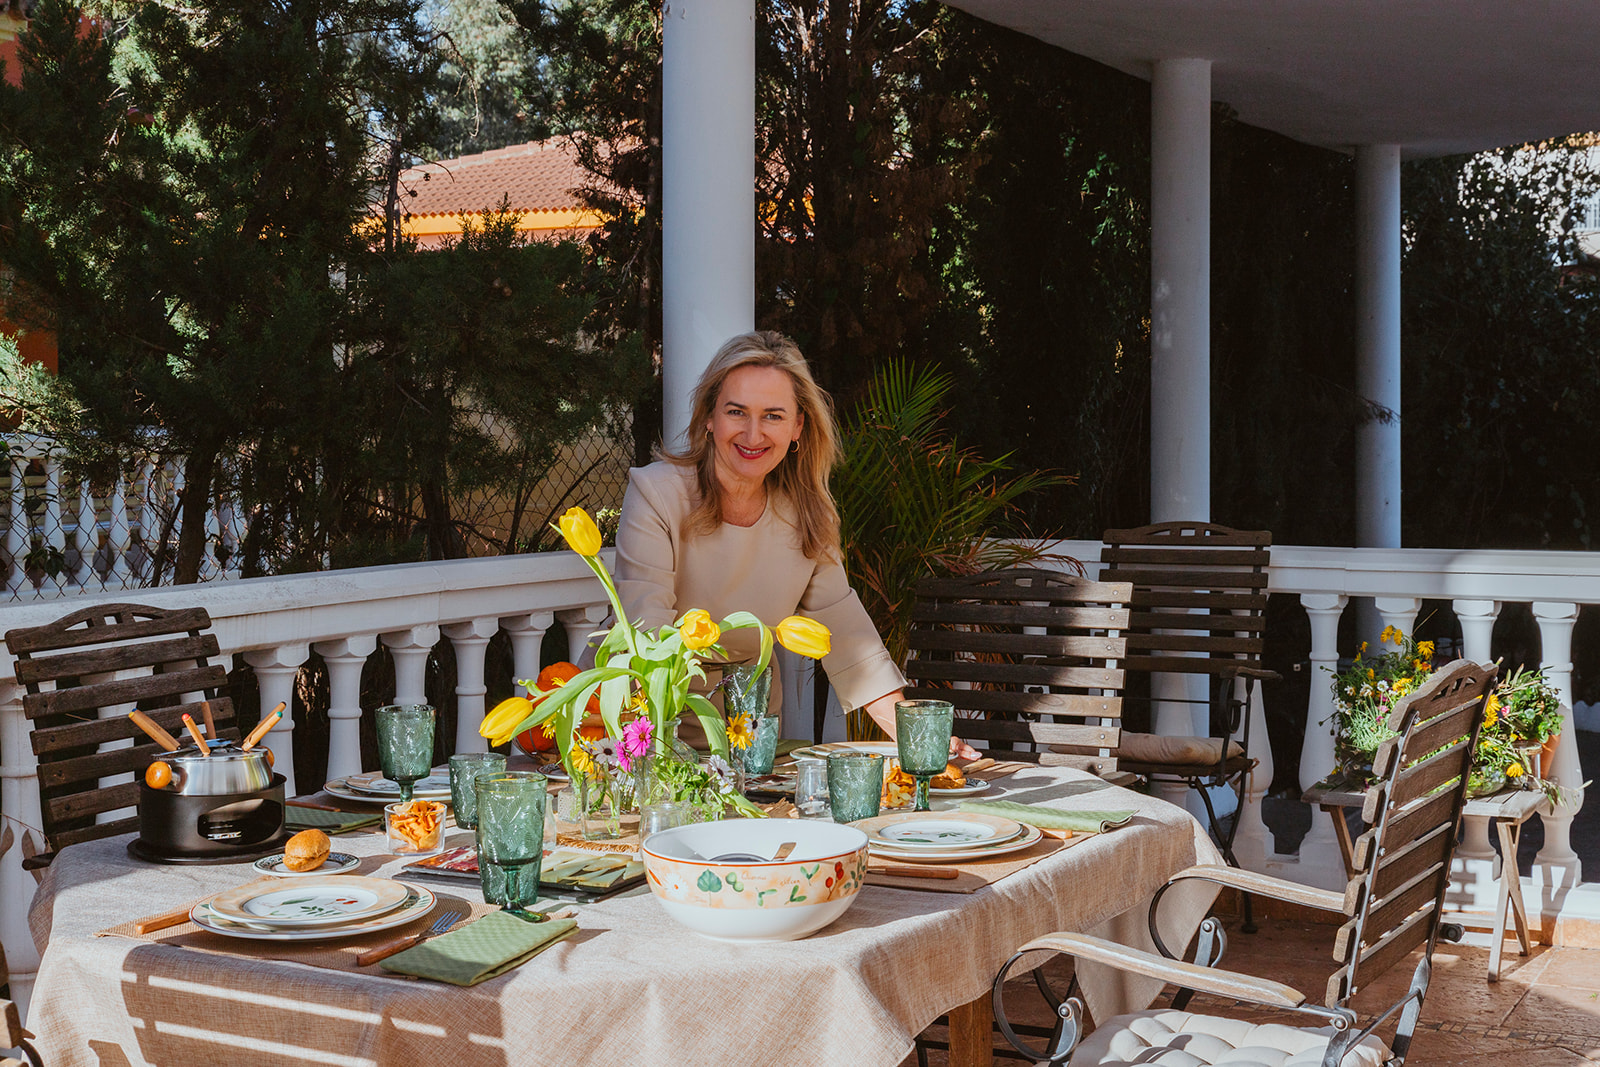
[618,718,654,772]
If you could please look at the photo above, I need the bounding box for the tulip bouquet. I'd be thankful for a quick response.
[482,506,832,815]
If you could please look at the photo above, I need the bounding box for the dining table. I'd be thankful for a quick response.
[25,764,1222,1067]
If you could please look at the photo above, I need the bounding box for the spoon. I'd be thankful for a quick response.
[704,841,799,863]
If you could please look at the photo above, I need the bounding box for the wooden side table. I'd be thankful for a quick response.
[1302,780,1541,981]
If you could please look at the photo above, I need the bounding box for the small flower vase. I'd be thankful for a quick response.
[1467,767,1506,799]
[724,664,780,775]
[633,718,699,809]
[577,769,626,840]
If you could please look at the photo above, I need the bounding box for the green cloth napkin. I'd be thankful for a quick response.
[380,912,578,986]
[958,799,1136,834]
[285,809,382,834]
[775,738,810,757]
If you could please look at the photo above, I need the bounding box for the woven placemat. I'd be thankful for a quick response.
[864,833,1076,894]
[99,890,492,975]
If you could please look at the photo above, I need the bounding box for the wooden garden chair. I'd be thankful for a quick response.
[4,602,240,868]
[991,658,1497,1067]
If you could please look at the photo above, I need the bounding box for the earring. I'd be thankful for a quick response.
[790,440,799,454]
[706,428,713,439]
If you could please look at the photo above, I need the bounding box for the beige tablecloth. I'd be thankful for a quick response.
[27,768,1220,1067]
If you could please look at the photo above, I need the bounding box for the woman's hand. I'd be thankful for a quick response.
[862,690,981,760]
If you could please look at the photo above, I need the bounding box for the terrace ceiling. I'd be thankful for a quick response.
[935,0,1600,158]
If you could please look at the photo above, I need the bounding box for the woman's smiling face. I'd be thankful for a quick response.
[707,365,804,489]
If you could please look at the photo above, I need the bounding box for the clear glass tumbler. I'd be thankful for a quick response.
[827,751,885,823]
[794,758,829,818]
[448,752,507,830]
[475,771,549,909]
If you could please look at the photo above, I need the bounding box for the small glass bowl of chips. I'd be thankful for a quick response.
[384,799,445,855]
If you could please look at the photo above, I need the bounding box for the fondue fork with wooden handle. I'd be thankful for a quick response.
[180,714,210,756]
[127,711,181,752]
[241,704,286,751]
[199,700,216,739]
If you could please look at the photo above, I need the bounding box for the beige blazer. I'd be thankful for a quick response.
[614,461,905,720]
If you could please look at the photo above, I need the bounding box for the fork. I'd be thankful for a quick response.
[356,910,463,965]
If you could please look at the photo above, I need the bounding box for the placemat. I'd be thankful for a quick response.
[863,833,1075,894]
[285,807,383,834]
[99,891,494,976]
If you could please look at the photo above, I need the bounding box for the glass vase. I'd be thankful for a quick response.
[577,768,628,841]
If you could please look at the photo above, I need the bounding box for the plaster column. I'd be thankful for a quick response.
[1232,679,1275,871]
[313,636,378,783]
[444,618,500,754]
[1373,597,1421,646]
[557,605,612,667]
[0,683,42,1020]
[1532,602,1582,890]
[502,613,556,695]
[1296,593,1349,888]
[1448,599,1503,909]
[382,625,440,707]
[1355,145,1402,549]
[1149,57,1211,524]
[6,453,26,596]
[241,644,309,793]
[662,0,755,444]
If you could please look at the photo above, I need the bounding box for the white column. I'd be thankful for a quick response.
[1448,600,1503,910]
[661,0,755,445]
[313,636,378,783]
[557,605,611,666]
[1355,144,1403,549]
[0,683,42,1020]
[107,471,132,588]
[443,618,499,753]
[1232,679,1275,871]
[6,453,26,596]
[381,625,439,707]
[1295,593,1349,889]
[40,454,64,596]
[1452,599,1500,663]
[1372,597,1421,646]
[241,644,309,794]
[1531,602,1582,888]
[1149,57,1211,523]
[502,613,555,696]
[73,476,95,588]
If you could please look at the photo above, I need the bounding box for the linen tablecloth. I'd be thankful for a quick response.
[27,767,1220,1067]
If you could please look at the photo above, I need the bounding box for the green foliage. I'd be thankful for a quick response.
[833,359,1071,672]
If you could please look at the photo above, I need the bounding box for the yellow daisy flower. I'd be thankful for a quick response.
[726,713,754,752]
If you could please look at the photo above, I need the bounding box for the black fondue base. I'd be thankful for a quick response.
[131,774,291,865]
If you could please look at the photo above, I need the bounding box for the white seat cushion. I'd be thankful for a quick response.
[1071,1010,1391,1067]
[1117,732,1245,767]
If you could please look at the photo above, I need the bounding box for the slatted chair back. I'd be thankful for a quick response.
[4,603,238,860]
[903,570,1131,775]
[1098,521,1272,694]
[1327,658,1495,1013]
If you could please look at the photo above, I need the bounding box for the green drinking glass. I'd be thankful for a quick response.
[375,704,435,803]
[895,699,954,812]
[475,771,549,910]
[449,752,507,831]
[827,751,884,823]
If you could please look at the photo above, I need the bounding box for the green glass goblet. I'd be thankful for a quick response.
[375,704,435,803]
[895,699,954,812]
[475,771,549,910]
[449,752,507,831]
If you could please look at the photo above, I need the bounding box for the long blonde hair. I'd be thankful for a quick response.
[660,331,842,561]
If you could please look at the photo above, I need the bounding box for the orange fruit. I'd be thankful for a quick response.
[514,662,599,755]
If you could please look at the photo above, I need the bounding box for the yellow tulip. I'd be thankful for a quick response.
[678,608,721,650]
[481,696,534,746]
[776,615,831,659]
[558,506,603,557]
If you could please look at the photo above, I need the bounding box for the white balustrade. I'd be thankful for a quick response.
[240,644,309,796]
[442,618,498,754]
[315,635,379,782]
[558,604,610,665]
[382,625,439,706]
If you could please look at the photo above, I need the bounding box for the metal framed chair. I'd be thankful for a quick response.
[4,602,240,868]
[903,569,1132,776]
[991,658,1497,1067]
[1098,522,1277,868]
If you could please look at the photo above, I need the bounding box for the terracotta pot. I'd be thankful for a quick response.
[1539,732,1561,779]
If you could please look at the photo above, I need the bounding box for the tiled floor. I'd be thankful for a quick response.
[902,918,1600,1065]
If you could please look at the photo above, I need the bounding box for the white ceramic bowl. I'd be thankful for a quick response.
[641,819,870,942]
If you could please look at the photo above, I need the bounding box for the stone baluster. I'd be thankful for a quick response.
[312,637,378,783]
[6,453,27,597]
[1532,601,1583,889]
[203,493,222,579]
[444,618,500,753]
[1372,595,1421,644]
[1296,593,1349,889]
[241,644,308,794]
[381,625,440,706]
[74,476,95,589]
[557,605,611,666]
[0,682,43,1019]
[1232,677,1275,872]
[501,614,555,695]
[1449,599,1504,909]
[107,471,132,588]
[40,454,64,597]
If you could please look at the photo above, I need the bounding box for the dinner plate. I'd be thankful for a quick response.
[534,761,570,782]
[865,822,1044,863]
[344,770,454,798]
[854,811,1024,850]
[252,852,361,877]
[208,874,411,926]
[322,778,453,805]
[191,883,437,942]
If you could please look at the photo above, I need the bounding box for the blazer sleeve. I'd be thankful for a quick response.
[614,467,681,633]
[799,554,907,713]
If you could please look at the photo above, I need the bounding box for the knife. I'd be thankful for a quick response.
[356,912,466,965]
[868,866,961,880]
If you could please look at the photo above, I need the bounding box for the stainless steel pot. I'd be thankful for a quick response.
[148,739,273,795]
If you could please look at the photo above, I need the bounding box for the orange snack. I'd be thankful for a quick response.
[386,800,445,852]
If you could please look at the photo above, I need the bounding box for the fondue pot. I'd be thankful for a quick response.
[130,736,290,865]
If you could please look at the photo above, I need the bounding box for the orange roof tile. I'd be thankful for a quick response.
[394,140,611,246]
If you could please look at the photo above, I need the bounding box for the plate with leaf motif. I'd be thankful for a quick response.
[206,875,410,926]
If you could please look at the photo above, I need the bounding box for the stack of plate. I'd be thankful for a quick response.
[191,875,437,941]
[853,811,1042,864]
[322,768,453,804]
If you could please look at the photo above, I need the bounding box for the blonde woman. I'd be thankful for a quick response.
[616,330,973,754]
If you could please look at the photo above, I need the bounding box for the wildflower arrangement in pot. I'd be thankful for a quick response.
[480,506,832,820]
[1327,626,1571,801]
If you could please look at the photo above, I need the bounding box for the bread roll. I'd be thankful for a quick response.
[283,828,331,872]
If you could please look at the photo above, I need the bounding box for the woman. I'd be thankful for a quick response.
[616,330,967,752]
